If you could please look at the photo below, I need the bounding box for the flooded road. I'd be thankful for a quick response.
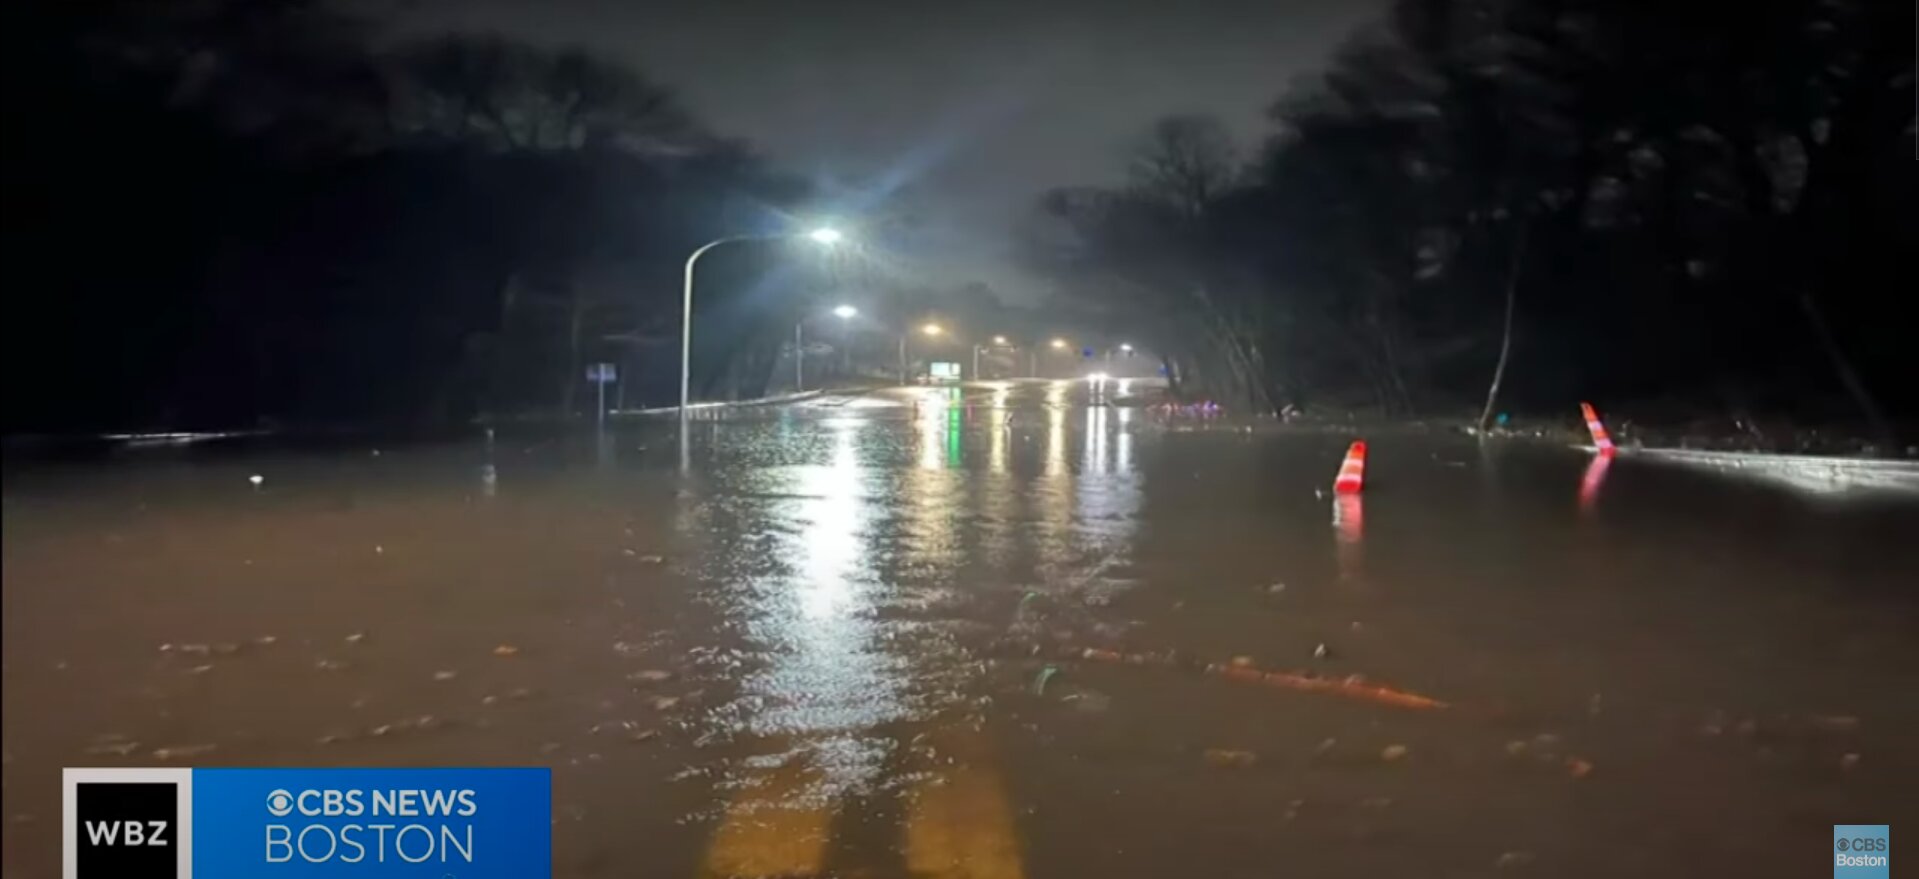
[5,379,1917,878]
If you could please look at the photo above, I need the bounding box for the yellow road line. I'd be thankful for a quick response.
[701,760,833,879]
[904,731,1026,879]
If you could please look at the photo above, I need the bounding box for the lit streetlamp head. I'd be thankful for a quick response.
[807,227,843,245]
[1050,338,1068,350]
[832,304,858,319]
[1120,343,1134,352]
[921,323,944,336]
[992,335,1008,345]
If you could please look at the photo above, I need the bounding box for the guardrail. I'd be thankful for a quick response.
[612,389,827,416]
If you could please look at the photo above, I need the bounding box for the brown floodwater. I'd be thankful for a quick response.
[4,380,1916,878]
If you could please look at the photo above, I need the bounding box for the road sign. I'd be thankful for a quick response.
[585,363,617,383]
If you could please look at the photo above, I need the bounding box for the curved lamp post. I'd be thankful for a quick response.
[681,227,841,417]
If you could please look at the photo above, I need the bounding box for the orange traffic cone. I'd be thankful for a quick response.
[1333,441,1366,494]
[1579,402,1615,454]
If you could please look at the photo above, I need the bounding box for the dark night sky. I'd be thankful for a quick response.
[379,0,1383,301]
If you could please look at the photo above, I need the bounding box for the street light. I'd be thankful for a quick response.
[1050,338,1068,350]
[1120,343,1134,353]
[974,335,1014,380]
[795,304,860,392]
[898,322,948,385]
[681,226,841,417]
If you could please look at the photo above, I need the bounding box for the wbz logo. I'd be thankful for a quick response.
[64,768,192,879]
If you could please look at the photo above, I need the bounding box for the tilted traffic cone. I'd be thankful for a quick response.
[1580,402,1615,454]
[1333,440,1367,494]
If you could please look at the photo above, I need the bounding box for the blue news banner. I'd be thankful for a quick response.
[64,767,550,878]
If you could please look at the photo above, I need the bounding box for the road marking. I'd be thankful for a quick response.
[904,731,1026,879]
[700,759,833,879]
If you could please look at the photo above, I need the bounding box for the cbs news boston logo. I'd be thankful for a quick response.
[1833,824,1890,879]
[64,767,549,878]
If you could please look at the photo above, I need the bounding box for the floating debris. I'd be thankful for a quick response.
[432,670,458,682]
[187,664,214,675]
[345,633,366,644]
[371,715,441,739]
[650,696,681,711]
[1496,851,1536,869]
[314,659,348,672]
[1061,690,1111,713]
[1203,749,1258,768]
[248,474,264,486]
[636,555,665,565]
[1840,753,1861,771]
[1566,757,1594,779]
[492,644,520,657]
[1032,665,1060,696]
[625,670,673,683]
[153,744,216,761]
[1205,662,1450,711]
[1809,715,1860,732]
[84,741,140,757]
[1313,643,1331,660]
[1505,740,1529,756]
[254,635,278,647]
[1380,744,1410,762]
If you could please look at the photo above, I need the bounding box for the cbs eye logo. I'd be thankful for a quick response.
[266,790,294,817]
[1837,838,1850,851]
[1837,836,1888,852]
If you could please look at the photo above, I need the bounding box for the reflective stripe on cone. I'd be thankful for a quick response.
[1580,402,1615,453]
[1333,440,1367,494]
